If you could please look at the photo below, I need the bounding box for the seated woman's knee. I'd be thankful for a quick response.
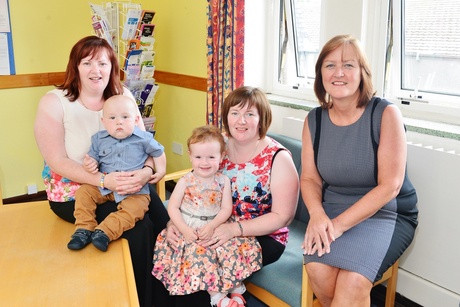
[305,263,338,300]
[337,270,372,295]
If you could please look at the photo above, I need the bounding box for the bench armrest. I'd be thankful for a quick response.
[156,168,192,201]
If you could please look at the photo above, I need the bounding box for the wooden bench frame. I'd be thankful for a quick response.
[244,260,399,307]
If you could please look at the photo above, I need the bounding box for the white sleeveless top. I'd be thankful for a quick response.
[49,89,104,163]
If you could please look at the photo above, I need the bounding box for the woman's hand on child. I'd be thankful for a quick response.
[166,223,181,249]
[199,223,233,249]
[110,171,145,195]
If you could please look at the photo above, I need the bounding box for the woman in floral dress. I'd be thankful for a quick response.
[154,87,300,307]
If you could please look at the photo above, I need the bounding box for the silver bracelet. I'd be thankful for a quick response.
[237,221,244,236]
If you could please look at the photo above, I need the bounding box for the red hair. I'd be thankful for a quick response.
[57,36,123,102]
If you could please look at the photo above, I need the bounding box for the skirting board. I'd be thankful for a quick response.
[2,190,47,204]
[397,269,460,307]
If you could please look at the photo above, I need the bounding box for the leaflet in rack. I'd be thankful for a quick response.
[89,3,159,131]
[89,3,114,49]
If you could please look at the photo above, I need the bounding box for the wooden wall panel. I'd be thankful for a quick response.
[0,71,206,91]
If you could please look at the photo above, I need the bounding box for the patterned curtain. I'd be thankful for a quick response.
[206,0,245,127]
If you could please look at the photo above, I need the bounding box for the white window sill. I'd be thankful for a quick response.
[268,94,460,147]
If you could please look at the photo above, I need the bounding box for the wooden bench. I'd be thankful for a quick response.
[0,201,139,306]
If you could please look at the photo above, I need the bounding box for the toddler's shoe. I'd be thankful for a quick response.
[67,228,93,250]
[230,293,246,307]
[91,229,110,252]
[217,297,239,307]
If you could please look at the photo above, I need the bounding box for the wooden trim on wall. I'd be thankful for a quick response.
[0,71,207,92]
[153,71,207,92]
[0,72,66,89]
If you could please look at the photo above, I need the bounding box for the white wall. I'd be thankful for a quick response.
[398,141,460,306]
[244,0,268,88]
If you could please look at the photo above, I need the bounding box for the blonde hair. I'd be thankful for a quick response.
[102,95,137,116]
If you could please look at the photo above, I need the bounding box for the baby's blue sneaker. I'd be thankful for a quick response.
[91,229,110,252]
[67,228,93,250]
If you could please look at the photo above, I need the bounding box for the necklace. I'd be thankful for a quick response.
[232,139,260,164]
[78,95,103,111]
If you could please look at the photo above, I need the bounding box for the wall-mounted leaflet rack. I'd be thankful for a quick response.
[90,1,158,131]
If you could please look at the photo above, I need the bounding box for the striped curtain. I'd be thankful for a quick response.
[206,0,245,127]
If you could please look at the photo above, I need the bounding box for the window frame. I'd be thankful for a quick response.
[264,0,318,102]
[386,0,460,126]
[253,0,460,127]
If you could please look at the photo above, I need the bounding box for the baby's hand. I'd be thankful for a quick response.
[83,154,98,174]
[148,171,165,184]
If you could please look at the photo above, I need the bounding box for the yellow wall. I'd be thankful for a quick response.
[0,0,206,198]
[150,1,207,173]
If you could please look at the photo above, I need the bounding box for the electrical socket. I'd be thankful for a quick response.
[172,142,183,155]
[27,184,38,195]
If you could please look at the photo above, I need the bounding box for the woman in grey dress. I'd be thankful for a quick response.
[301,35,418,306]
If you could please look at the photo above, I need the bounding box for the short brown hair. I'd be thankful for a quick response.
[187,125,226,155]
[221,86,272,138]
[314,34,375,109]
[57,36,123,102]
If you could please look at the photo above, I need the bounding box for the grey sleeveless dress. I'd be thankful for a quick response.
[303,98,417,282]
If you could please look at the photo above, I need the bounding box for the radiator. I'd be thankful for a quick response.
[399,140,460,307]
[279,116,460,307]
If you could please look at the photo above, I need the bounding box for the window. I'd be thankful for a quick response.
[402,1,460,97]
[387,0,460,125]
[264,0,321,101]
[278,0,321,86]
[253,0,460,126]
[400,0,460,97]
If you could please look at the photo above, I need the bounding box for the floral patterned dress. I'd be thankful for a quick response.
[152,172,262,295]
[220,137,290,246]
